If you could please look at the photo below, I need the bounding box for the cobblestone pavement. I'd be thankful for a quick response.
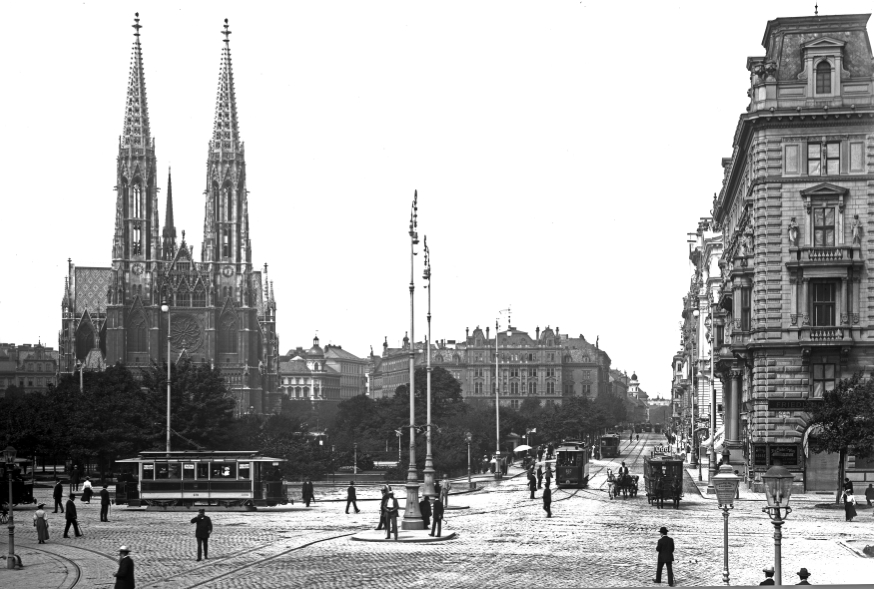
[1,433,873,588]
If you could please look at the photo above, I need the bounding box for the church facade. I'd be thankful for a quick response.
[59,15,280,415]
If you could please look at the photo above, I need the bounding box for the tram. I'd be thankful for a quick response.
[116,451,289,510]
[653,423,663,434]
[1,459,36,507]
[555,441,590,488]
[599,434,621,458]
[643,422,653,433]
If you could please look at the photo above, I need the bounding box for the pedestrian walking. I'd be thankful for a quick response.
[100,485,111,522]
[865,483,874,507]
[537,464,543,489]
[796,568,812,585]
[34,503,49,543]
[419,495,431,528]
[543,486,552,517]
[440,474,451,508]
[734,470,741,499]
[430,495,444,537]
[82,477,94,504]
[190,508,213,560]
[113,546,135,589]
[547,443,554,459]
[760,565,776,585]
[63,494,82,538]
[384,492,399,540]
[376,485,390,530]
[345,481,360,514]
[637,434,640,441]
[302,477,315,507]
[70,467,80,493]
[843,477,854,494]
[844,490,858,521]
[434,479,442,499]
[53,479,65,514]
[651,526,674,586]
[545,464,552,489]
[528,470,537,499]
[537,446,544,462]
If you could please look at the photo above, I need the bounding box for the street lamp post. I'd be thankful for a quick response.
[4,445,18,569]
[353,443,358,476]
[762,464,795,586]
[161,300,172,454]
[465,432,475,490]
[77,360,83,393]
[422,238,436,498]
[493,314,510,480]
[712,463,741,584]
[395,428,402,466]
[403,191,424,530]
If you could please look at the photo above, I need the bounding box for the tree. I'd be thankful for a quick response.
[806,372,874,503]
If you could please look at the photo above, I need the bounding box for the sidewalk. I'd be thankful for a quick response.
[684,465,841,503]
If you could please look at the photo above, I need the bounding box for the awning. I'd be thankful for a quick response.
[803,424,824,458]
[700,425,725,451]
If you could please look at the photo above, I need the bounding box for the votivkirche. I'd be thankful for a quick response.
[59,15,280,415]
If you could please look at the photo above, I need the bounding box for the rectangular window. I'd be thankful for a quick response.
[583,370,591,381]
[547,353,555,362]
[142,463,155,480]
[474,382,483,395]
[740,288,751,331]
[826,143,840,175]
[238,463,251,480]
[182,463,196,479]
[510,399,519,409]
[784,144,799,174]
[813,207,835,247]
[811,363,836,398]
[510,382,519,395]
[808,144,822,176]
[528,382,536,395]
[530,367,537,377]
[850,142,864,173]
[211,462,237,479]
[546,368,555,378]
[510,367,519,377]
[547,382,555,395]
[196,463,209,479]
[716,323,725,347]
[811,283,836,327]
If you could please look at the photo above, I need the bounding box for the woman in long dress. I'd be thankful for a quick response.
[844,490,858,521]
[33,503,49,543]
[82,477,93,503]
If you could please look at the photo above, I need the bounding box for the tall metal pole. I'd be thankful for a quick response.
[166,308,172,454]
[467,440,472,490]
[403,191,424,530]
[708,306,717,490]
[773,516,784,586]
[422,238,435,498]
[494,318,501,479]
[78,361,83,393]
[353,443,358,476]
[6,474,14,569]
[722,505,731,584]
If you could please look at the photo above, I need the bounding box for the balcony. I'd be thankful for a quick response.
[799,326,847,343]
[787,245,863,270]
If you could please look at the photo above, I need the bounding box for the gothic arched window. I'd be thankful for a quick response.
[177,283,191,307]
[223,184,233,221]
[816,60,831,94]
[133,182,143,218]
[128,312,148,352]
[219,312,237,354]
[193,283,206,307]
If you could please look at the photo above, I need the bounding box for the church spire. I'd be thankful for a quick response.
[210,18,241,156]
[121,12,151,150]
[162,168,177,259]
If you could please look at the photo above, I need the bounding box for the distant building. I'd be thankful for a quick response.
[0,343,60,394]
[278,336,341,404]
[324,344,367,400]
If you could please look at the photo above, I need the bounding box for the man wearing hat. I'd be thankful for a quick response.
[113,546,134,589]
[384,492,400,540]
[53,479,64,514]
[190,509,213,561]
[796,568,811,585]
[760,566,775,585]
[63,494,82,538]
[652,526,675,586]
[100,485,111,522]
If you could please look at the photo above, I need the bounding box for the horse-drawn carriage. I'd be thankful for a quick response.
[643,452,684,509]
[1,458,37,510]
[606,468,639,499]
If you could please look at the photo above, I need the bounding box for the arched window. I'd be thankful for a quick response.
[816,60,831,94]
[192,283,206,307]
[219,312,237,354]
[133,182,143,218]
[128,312,148,352]
[176,283,191,307]
[223,184,232,221]
[222,230,230,259]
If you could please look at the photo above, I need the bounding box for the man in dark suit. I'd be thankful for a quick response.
[419,495,432,528]
[537,464,543,489]
[760,565,776,585]
[796,568,811,585]
[100,485,112,522]
[53,479,65,513]
[652,526,674,586]
[430,497,444,537]
[528,470,537,499]
[113,546,134,589]
[302,478,315,507]
[190,508,213,561]
[543,486,552,518]
[345,481,360,514]
[64,494,83,538]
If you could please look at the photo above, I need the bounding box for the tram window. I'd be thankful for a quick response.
[167,463,181,479]
[211,462,237,479]
[238,463,251,480]
[142,463,155,480]
[182,464,196,479]
[197,463,209,479]
[155,463,170,479]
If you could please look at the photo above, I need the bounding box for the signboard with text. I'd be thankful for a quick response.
[753,444,768,466]
[769,445,799,467]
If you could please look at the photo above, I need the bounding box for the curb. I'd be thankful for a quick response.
[351,530,457,543]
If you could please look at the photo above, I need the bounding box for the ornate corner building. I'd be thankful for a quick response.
[58,16,280,415]
[712,13,874,491]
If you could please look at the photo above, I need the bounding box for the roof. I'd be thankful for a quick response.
[118,450,285,462]
[324,346,364,361]
[74,267,113,314]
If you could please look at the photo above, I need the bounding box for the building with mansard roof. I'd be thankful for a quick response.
[58,16,279,415]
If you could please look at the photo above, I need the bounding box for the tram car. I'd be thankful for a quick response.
[653,423,663,434]
[643,422,653,433]
[634,423,643,434]
[599,434,621,458]
[116,451,289,510]
[643,451,685,509]
[1,458,36,507]
[555,441,590,488]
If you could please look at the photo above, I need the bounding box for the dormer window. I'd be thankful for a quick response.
[815,61,831,95]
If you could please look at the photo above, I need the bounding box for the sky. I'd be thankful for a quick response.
[2,1,872,397]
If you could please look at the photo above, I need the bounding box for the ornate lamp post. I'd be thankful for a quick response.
[4,445,17,569]
[422,237,436,498]
[403,191,424,530]
[762,464,795,586]
[465,431,475,490]
[712,463,740,584]
[161,300,172,454]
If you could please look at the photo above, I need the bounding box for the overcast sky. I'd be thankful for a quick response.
[3,1,872,396]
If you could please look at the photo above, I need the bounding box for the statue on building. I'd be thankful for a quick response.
[788,217,800,247]
[852,214,863,246]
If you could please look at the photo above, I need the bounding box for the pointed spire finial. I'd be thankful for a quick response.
[133,12,142,37]
[815,3,818,16]
[222,18,231,43]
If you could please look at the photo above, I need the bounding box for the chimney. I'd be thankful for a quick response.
[466,327,470,339]
[486,326,490,339]
[556,327,559,335]
[536,326,540,339]
[383,337,388,357]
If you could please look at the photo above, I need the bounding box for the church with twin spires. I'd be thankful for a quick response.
[59,15,280,415]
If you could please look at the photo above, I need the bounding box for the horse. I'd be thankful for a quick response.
[650,476,665,509]
[669,477,683,509]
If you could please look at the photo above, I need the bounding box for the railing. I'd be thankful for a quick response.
[806,328,844,342]
[796,245,858,262]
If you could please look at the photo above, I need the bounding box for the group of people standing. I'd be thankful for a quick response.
[38,478,114,542]
[527,462,553,517]
[841,477,874,522]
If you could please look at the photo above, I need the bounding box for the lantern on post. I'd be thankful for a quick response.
[761,464,795,586]
[4,445,19,569]
[712,463,740,585]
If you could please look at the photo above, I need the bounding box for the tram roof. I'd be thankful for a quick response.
[117,451,285,463]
